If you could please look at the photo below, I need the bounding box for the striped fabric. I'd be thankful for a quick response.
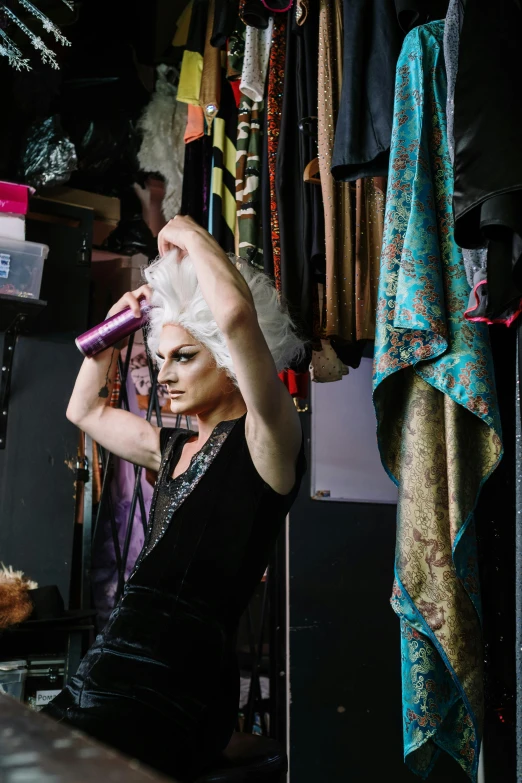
[236,96,263,268]
[211,75,238,252]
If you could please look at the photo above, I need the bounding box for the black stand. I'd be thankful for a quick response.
[0,294,46,449]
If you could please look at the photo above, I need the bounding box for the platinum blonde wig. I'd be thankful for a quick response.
[143,251,304,383]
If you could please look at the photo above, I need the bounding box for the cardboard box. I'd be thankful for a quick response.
[92,220,116,247]
[38,187,120,224]
[90,252,147,338]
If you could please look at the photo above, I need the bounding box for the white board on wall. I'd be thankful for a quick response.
[311,357,398,504]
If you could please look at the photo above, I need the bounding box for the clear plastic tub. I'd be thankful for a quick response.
[0,237,49,299]
[0,660,28,701]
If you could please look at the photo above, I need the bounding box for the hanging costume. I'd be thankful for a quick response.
[275,0,323,344]
[236,96,263,268]
[265,13,287,292]
[317,0,352,344]
[452,0,522,325]
[331,0,403,182]
[211,74,238,252]
[373,22,502,780]
[137,65,187,222]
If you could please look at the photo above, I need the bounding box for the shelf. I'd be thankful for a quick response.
[91,249,130,263]
[0,295,47,448]
[0,294,47,333]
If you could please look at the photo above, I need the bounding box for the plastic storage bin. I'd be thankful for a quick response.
[0,238,48,299]
[0,660,28,701]
[0,213,25,241]
[24,655,65,712]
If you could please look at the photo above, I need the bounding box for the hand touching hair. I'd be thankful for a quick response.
[143,251,304,384]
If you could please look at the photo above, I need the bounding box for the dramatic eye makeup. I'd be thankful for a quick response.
[156,346,198,366]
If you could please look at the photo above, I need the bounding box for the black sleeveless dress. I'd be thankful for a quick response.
[42,414,305,780]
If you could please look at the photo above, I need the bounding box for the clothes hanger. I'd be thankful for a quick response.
[304,157,321,185]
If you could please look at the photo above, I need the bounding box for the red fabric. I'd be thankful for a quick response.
[184,105,205,144]
[464,279,522,327]
[230,79,242,108]
[279,369,309,398]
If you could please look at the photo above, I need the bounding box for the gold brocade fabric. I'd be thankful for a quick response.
[373,23,502,779]
[318,1,385,350]
[379,370,500,774]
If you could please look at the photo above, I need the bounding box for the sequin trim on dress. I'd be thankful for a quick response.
[130,418,239,574]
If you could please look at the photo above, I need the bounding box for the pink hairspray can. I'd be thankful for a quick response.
[75,296,150,358]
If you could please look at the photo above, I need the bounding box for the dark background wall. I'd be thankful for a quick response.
[288,414,468,783]
[0,333,82,606]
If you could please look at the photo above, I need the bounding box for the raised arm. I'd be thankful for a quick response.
[66,285,162,471]
[157,216,302,493]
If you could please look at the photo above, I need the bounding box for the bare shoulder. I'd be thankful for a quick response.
[244,399,303,495]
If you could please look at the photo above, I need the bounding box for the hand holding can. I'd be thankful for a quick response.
[75,285,153,358]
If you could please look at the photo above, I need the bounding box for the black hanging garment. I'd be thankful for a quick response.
[330,0,448,183]
[394,0,449,32]
[180,134,213,228]
[453,0,522,321]
[211,0,240,48]
[330,0,404,182]
[276,0,324,344]
[42,416,305,781]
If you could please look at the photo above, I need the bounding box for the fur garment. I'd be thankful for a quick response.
[138,65,187,222]
[0,564,38,629]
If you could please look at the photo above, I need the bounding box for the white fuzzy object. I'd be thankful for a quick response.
[0,563,38,629]
[144,251,305,385]
[0,563,38,590]
[138,65,187,222]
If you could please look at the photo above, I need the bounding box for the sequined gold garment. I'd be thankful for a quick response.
[354,177,386,341]
[318,0,352,341]
[373,22,502,781]
[317,1,385,358]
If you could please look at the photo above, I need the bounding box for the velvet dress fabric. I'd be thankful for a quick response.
[42,415,305,781]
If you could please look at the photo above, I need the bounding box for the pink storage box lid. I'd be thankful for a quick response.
[0,181,35,215]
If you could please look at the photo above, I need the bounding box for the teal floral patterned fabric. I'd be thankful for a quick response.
[373,21,502,781]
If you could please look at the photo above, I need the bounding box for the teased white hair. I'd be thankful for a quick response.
[143,251,304,384]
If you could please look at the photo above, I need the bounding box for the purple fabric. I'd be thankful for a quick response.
[91,372,153,630]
